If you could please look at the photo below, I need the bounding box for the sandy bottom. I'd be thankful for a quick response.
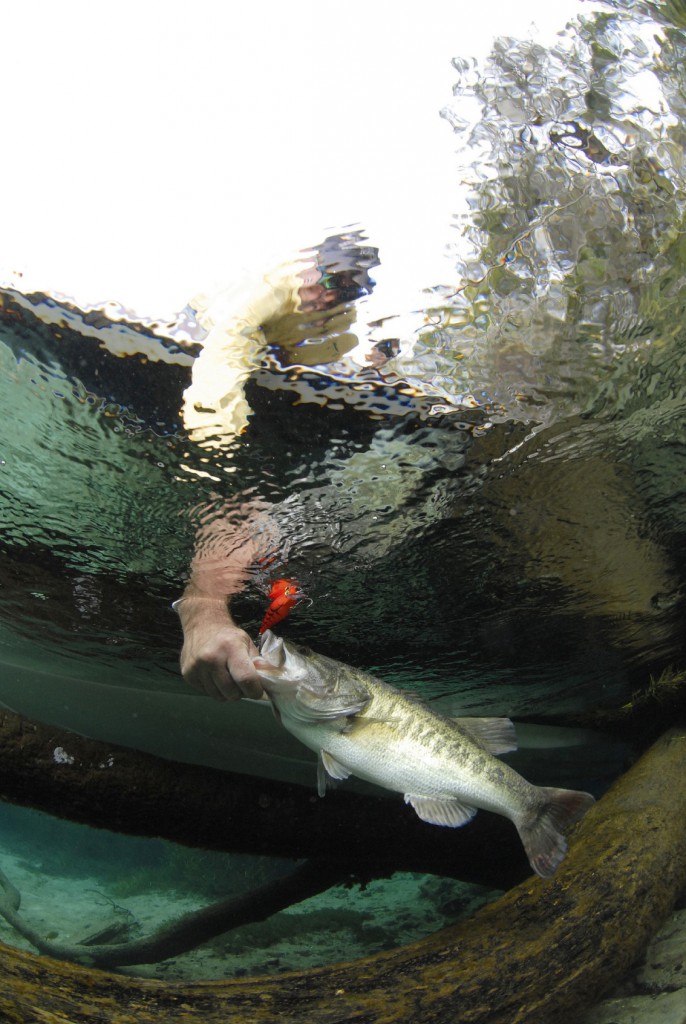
[3,803,684,1021]
[0,842,494,981]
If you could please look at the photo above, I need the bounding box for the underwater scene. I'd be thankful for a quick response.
[1,0,686,1018]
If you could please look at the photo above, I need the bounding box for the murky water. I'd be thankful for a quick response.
[0,0,685,981]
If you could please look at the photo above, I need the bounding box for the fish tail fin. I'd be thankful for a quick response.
[517,787,595,879]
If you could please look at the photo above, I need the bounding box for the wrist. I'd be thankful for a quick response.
[173,591,235,629]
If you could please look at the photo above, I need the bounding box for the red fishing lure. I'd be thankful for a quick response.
[259,578,304,634]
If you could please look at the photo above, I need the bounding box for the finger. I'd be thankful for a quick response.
[185,669,211,696]
[187,664,231,702]
[236,675,265,701]
[230,653,266,700]
[210,666,242,702]
[196,672,228,702]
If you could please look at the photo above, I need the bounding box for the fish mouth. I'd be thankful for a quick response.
[259,629,284,663]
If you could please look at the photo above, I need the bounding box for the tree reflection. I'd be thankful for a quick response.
[416,2,686,435]
[415,2,686,668]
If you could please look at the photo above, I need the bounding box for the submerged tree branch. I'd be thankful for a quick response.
[0,728,685,1024]
[0,858,347,968]
[0,708,531,888]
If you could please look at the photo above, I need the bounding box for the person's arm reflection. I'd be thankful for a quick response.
[175,501,279,702]
[176,234,378,702]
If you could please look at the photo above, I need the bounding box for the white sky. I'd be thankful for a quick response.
[1,0,593,320]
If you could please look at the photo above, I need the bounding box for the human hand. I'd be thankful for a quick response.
[177,596,264,702]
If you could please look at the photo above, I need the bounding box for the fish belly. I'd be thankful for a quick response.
[325,722,525,820]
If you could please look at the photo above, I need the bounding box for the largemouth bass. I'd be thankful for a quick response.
[253,631,595,878]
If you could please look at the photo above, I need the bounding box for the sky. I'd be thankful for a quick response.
[0,0,594,320]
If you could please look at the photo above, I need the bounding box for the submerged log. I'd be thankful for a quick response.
[0,727,684,1024]
[0,858,346,968]
[0,708,530,888]
[555,663,686,744]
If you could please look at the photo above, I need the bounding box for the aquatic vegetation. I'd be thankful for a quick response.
[623,664,686,715]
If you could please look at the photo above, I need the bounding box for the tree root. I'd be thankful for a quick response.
[0,727,684,1023]
[0,858,346,968]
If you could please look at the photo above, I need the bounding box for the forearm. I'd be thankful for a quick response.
[176,500,278,700]
[179,499,279,601]
[175,498,280,639]
[174,589,237,635]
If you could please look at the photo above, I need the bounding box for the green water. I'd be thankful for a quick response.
[1,0,685,979]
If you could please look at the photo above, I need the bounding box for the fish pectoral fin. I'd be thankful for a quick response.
[317,750,352,797]
[451,717,518,756]
[316,757,328,797]
[405,794,478,828]
[292,683,370,724]
[320,749,353,783]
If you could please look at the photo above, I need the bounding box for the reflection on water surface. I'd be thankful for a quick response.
[0,0,685,980]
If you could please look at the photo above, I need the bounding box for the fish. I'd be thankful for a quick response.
[253,631,595,878]
[259,578,305,635]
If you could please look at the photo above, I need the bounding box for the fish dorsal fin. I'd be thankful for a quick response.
[291,681,370,725]
[405,794,478,828]
[451,716,517,756]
